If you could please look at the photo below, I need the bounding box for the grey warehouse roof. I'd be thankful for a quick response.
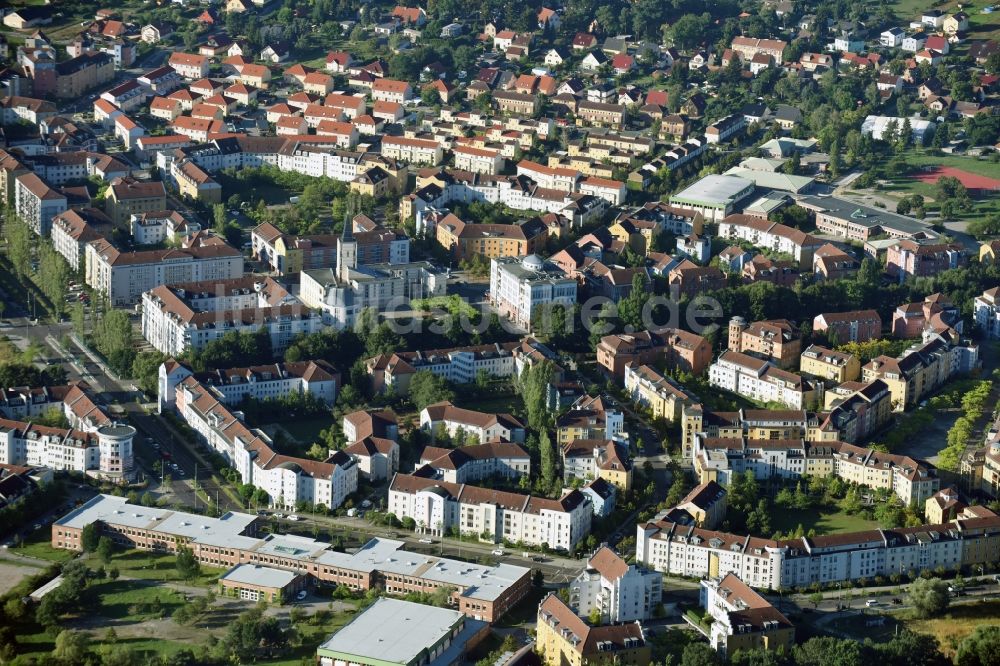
[318,598,469,665]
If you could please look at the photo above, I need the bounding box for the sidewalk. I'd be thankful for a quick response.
[69,332,127,386]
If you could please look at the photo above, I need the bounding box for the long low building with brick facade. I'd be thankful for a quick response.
[53,494,532,623]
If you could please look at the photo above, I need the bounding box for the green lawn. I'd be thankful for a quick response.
[772,507,879,536]
[279,415,337,445]
[455,392,523,415]
[258,608,360,665]
[12,623,193,662]
[113,636,195,659]
[13,629,56,659]
[966,3,1000,40]
[107,549,225,586]
[13,528,76,563]
[890,0,1000,40]
[497,587,547,628]
[902,152,1000,181]
[411,295,478,319]
[866,151,1000,221]
[906,600,1000,658]
[92,579,186,620]
[213,171,299,206]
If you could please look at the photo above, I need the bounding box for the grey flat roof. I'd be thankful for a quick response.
[54,494,257,543]
[221,564,298,589]
[670,174,754,205]
[724,167,814,193]
[493,255,574,284]
[253,533,330,559]
[797,195,934,236]
[53,497,529,603]
[29,575,64,601]
[316,538,528,601]
[318,598,466,665]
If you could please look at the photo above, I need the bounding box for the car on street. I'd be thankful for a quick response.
[865,599,878,607]
[491,548,504,556]
[273,513,284,519]
[287,515,299,521]
[418,538,434,544]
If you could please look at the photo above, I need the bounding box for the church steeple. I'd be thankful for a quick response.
[336,210,356,280]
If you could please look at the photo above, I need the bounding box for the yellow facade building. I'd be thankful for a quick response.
[536,594,650,666]
[799,345,860,384]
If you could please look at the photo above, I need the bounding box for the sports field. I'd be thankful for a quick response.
[910,165,1000,192]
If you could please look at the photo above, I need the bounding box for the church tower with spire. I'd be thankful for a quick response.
[336,212,357,280]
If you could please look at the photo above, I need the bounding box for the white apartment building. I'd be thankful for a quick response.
[700,574,794,658]
[323,92,366,117]
[516,160,580,192]
[0,418,135,482]
[693,436,940,506]
[275,144,371,181]
[388,473,592,550]
[174,375,357,510]
[85,237,243,306]
[344,436,399,482]
[130,210,201,245]
[366,338,556,395]
[453,145,504,175]
[406,172,605,222]
[299,261,446,329]
[708,351,822,410]
[157,359,338,413]
[0,386,65,421]
[141,276,323,356]
[167,52,210,79]
[489,255,577,330]
[371,78,413,104]
[51,208,109,271]
[570,546,662,623]
[381,136,443,165]
[0,383,110,434]
[419,401,526,444]
[975,287,1000,339]
[636,513,980,591]
[15,172,67,236]
[718,214,822,266]
[578,177,627,206]
[418,441,531,484]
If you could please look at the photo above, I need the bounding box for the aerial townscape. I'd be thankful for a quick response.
[4,0,1000,665]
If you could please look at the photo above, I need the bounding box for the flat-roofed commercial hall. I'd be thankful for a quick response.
[52,494,531,622]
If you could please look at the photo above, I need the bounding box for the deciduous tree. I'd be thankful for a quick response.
[908,577,950,618]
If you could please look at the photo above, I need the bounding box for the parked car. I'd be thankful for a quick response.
[418,538,434,544]
[287,515,299,521]
[491,548,504,556]
[865,599,878,607]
